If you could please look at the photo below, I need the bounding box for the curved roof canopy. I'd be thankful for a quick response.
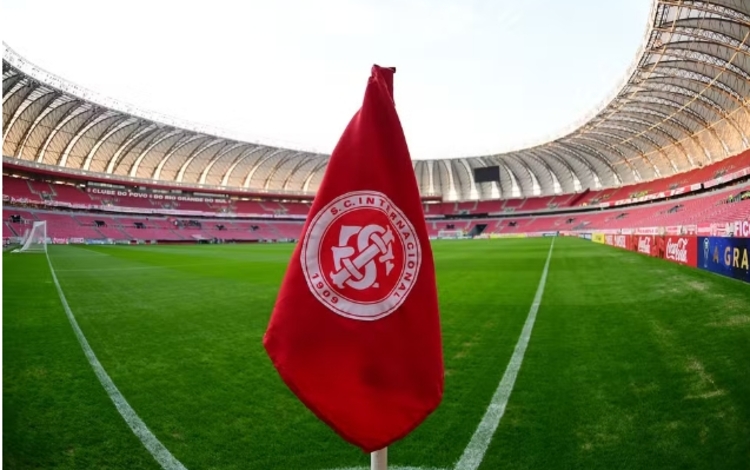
[3,0,750,200]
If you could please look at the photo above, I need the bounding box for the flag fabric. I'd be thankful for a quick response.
[263,65,443,453]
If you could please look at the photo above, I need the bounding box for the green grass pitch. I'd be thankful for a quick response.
[3,237,750,469]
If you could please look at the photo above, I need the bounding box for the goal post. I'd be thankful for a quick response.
[13,221,47,253]
[20,227,31,244]
[437,229,465,239]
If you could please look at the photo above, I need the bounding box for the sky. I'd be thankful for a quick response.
[3,0,651,159]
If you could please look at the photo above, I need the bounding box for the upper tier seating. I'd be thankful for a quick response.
[576,149,750,206]
[53,184,92,205]
[3,175,314,217]
[421,149,750,215]
[3,177,41,202]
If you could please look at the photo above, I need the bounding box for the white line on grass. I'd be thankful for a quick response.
[323,239,556,470]
[45,252,189,470]
[453,238,555,470]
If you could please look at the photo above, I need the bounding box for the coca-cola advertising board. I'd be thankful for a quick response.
[663,236,697,267]
[633,235,649,255]
[633,235,661,257]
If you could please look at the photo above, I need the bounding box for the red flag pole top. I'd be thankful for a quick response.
[264,65,444,453]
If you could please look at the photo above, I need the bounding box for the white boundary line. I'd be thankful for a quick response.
[452,238,555,470]
[326,239,556,470]
[45,251,189,470]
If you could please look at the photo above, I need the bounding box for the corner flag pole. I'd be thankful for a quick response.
[371,447,387,470]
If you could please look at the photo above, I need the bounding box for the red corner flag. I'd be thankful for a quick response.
[263,66,443,453]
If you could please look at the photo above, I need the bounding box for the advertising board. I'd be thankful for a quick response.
[663,236,697,267]
[634,235,649,254]
[698,237,750,283]
[613,234,630,250]
[489,233,527,239]
[604,234,630,249]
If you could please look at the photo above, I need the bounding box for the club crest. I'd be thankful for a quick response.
[301,191,421,321]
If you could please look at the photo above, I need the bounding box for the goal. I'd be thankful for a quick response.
[438,229,465,239]
[13,221,47,253]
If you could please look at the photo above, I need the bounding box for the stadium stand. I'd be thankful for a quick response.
[4,149,750,227]
[419,149,750,216]
[5,178,748,243]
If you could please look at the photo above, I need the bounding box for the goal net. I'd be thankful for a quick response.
[13,221,47,253]
[438,229,465,239]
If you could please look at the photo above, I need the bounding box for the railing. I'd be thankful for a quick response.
[2,157,318,197]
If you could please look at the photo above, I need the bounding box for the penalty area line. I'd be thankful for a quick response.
[453,238,556,470]
[45,252,189,470]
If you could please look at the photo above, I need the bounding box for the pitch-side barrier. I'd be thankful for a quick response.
[479,217,749,283]
[565,218,750,284]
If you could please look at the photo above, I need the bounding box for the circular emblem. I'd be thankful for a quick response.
[301,190,422,321]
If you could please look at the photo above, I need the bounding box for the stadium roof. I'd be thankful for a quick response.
[3,0,750,200]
